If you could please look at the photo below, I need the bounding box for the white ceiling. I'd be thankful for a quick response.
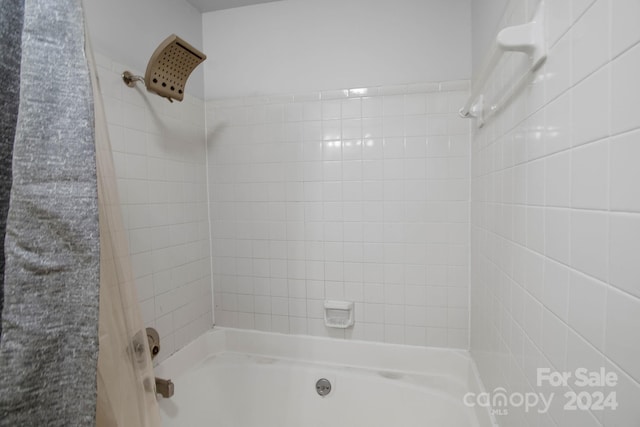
[185,0,284,13]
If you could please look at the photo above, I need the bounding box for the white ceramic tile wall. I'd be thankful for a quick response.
[207,81,471,349]
[470,1,640,426]
[94,53,213,363]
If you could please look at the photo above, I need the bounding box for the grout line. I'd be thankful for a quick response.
[203,99,217,327]
[471,219,640,384]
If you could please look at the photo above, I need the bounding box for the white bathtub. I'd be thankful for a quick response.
[156,328,494,427]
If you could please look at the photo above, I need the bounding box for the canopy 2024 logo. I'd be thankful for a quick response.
[463,368,618,416]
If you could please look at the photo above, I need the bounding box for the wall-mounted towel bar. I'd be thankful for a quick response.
[459,1,547,127]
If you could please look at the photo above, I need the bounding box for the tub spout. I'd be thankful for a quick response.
[156,377,174,398]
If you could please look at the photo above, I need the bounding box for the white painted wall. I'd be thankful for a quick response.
[83,0,205,97]
[202,0,471,99]
[470,0,508,76]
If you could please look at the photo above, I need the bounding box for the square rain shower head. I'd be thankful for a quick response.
[143,34,206,102]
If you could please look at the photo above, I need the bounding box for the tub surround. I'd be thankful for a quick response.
[207,81,471,348]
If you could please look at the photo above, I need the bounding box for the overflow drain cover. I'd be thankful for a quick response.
[315,378,331,396]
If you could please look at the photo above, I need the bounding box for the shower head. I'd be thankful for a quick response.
[144,34,206,101]
[121,34,206,102]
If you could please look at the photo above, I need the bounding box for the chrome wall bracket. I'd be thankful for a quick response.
[122,70,144,88]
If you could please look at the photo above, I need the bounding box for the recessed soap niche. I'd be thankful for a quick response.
[324,300,354,329]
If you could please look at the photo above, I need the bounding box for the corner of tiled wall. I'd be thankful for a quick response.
[94,51,213,363]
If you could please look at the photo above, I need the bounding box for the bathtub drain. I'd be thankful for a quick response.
[315,378,331,396]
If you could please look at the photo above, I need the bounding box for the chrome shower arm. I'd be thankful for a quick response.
[121,71,173,103]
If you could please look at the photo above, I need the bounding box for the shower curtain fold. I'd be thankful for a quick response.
[0,0,100,425]
[0,0,24,340]
[0,0,160,425]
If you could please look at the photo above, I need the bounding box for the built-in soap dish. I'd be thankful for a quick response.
[324,300,354,329]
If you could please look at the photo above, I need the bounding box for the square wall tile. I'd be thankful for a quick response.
[612,43,640,135]
[610,129,640,213]
[571,139,609,210]
[612,0,640,57]
[570,210,608,282]
[609,213,640,299]
[605,288,640,383]
[571,65,610,147]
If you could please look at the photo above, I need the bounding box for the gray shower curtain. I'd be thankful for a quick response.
[0,0,160,427]
[0,0,159,425]
[0,0,24,341]
[0,0,100,424]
